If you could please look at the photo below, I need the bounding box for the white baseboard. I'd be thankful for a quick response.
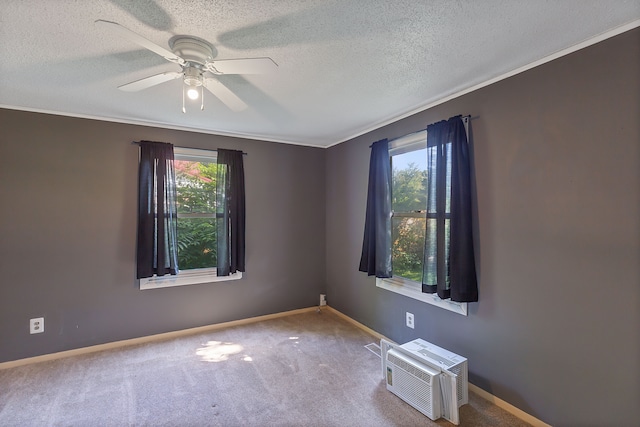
[0,307,318,370]
[468,383,552,427]
[323,306,394,343]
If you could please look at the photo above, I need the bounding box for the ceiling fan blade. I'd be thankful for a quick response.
[118,72,182,92]
[95,20,185,66]
[203,79,248,112]
[205,58,277,75]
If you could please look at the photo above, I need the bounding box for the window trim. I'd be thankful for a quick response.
[139,146,241,290]
[140,268,242,290]
[376,277,467,315]
[378,129,468,315]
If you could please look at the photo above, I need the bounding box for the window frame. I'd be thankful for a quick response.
[139,147,242,290]
[376,130,468,316]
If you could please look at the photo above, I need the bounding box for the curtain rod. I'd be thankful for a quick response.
[131,141,247,155]
[370,115,473,148]
[399,114,472,138]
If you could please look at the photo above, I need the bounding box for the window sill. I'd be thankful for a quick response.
[376,276,467,316]
[140,268,242,290]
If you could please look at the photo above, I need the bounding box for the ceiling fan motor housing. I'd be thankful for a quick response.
[169,36,215,66]
[170,37,215,87]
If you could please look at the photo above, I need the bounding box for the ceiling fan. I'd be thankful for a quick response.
[95,20,278,112]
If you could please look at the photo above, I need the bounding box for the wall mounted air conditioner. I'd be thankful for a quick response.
[381,338,468,425]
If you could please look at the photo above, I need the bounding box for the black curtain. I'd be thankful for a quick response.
[359,139,392,278]
[421,116,478,302]
[216,149,246,276]
[136,141,179,279]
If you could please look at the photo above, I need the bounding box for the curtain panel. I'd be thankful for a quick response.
[421,116,478,302]
[216,149,246,276]
[136,141,179,279]
[359,139,392,278]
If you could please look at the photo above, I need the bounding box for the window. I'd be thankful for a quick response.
[376,130,468,315]
[175,149,217,270]
[140,147,242,290]
[390,136,428,282]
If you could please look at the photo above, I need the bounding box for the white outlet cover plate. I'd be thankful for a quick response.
[30,317,44,334]
[406,312,415,329]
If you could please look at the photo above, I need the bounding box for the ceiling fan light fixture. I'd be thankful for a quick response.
[187,87,199,100]
[183,66,203,87]
[183,66,203,101]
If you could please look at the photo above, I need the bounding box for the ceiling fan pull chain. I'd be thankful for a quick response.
[182,84,186,114]
[201,85,204,111]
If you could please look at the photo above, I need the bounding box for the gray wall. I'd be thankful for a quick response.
[0,111,326,363]
[325,29,639,427]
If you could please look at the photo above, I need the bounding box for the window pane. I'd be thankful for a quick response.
[426,146,437,212]
[425,143,452,213]
[174,158,218,270]
[176,217,217,269]
[392,216,425,282]
[423,219,451,287]
[392,149,427,213]
[423,218,437,285]
[175,160,218,214]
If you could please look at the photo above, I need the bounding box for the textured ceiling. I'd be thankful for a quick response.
[1,1,639,147]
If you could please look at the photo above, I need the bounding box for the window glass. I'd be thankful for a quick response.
[174,157,219,270]
[391,149,427,282]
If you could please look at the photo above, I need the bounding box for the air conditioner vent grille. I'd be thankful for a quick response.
[449,365,465,403]
[387,360,435,417]
[388,354,434,384]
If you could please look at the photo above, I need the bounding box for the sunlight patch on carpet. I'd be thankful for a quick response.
[196,341,243,362]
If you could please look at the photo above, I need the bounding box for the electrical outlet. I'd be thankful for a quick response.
[406,312,414,329]
[30,317,44,334]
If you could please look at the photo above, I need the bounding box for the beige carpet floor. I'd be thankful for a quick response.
[0,309,531,426]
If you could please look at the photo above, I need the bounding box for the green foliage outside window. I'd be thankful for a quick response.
[392,162,427,282]
[175,160,220,270]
